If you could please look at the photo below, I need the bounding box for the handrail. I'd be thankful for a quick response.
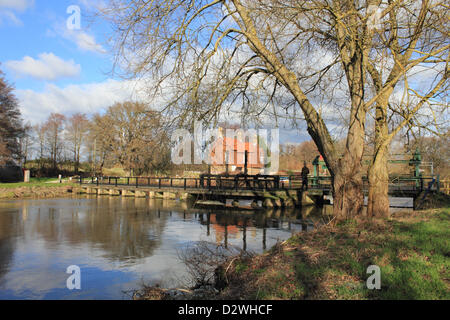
[78,174,440,193]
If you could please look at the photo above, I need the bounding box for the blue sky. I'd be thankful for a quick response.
[0,1,112,88]
[0,0,137,122]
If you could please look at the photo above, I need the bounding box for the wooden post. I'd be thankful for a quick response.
[225,151,229,175]
[244,150,248,175]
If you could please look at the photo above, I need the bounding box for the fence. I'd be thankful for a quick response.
[78,174,439,194]
[441,179,450,195]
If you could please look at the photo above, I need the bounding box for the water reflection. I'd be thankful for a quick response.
[0,196,326,299]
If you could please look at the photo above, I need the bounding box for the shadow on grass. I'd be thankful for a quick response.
[295,211,450,300]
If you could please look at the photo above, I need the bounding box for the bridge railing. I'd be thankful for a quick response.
[79,176,203,190]
[79,175,301,191]
[78,174,439,193]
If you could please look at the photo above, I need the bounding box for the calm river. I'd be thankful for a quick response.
[0,196,327,300]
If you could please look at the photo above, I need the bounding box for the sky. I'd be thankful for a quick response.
[0,1,147,122]
[0,0,311,145]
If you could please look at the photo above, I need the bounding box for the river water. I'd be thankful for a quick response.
[0,196,328,300]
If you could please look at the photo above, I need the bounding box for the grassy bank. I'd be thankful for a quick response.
[0,178,78,199]
[220,208,449,300]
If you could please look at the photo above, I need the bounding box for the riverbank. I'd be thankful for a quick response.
[0,179,77,200]
[135,205,449,300]
[220,207,450,300]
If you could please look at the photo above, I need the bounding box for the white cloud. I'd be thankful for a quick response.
[5,52,81,80]
[0,0,34,11]
[47,20,106,54]
[0,0,33,26]
[0,10,22,26]
[15,79,151,124]
[73,31,106,53]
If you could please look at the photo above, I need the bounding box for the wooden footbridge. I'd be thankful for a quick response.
[76,173,440,209]
[74,150,442,209]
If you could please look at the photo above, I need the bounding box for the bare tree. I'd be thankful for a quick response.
[407,129,450,178]
[66,113,89,174]
[33,123,47,170]
[89,102,171,175]
[365,0,448,217]
[43,113,66,172]
[19,122,32,167]
[99,0,448,219]
[89,113,113,176]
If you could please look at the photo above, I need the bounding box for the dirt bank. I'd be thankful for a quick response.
[0,185,75,200]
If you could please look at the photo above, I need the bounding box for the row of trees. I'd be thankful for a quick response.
[99,0,448,219]
[22,102,172,176]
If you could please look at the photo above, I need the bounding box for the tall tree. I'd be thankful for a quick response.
[89,102,171,176]
[19,122,32,166]
[0,67,24,165]
[99,0,372,219]
[66,113,89,174]
[100,0,448,219]
[105,101,170,175]
[43,113,66,171]
[89,113,114,176]
[365,0,448,218]
[33,123,47,170]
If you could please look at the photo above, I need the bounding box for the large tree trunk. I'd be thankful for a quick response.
[367,99,390,218]
[367,153,390,218]
[332,151,365,220]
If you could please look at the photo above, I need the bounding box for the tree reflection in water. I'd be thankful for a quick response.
[0,196,327,299]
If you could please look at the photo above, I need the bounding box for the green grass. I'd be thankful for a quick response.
[0,177,77,188]
[223,208,450,300]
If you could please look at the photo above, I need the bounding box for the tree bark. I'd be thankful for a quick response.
[367,96,391,218]
[367,153,390,218]
[331,148,365,220]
